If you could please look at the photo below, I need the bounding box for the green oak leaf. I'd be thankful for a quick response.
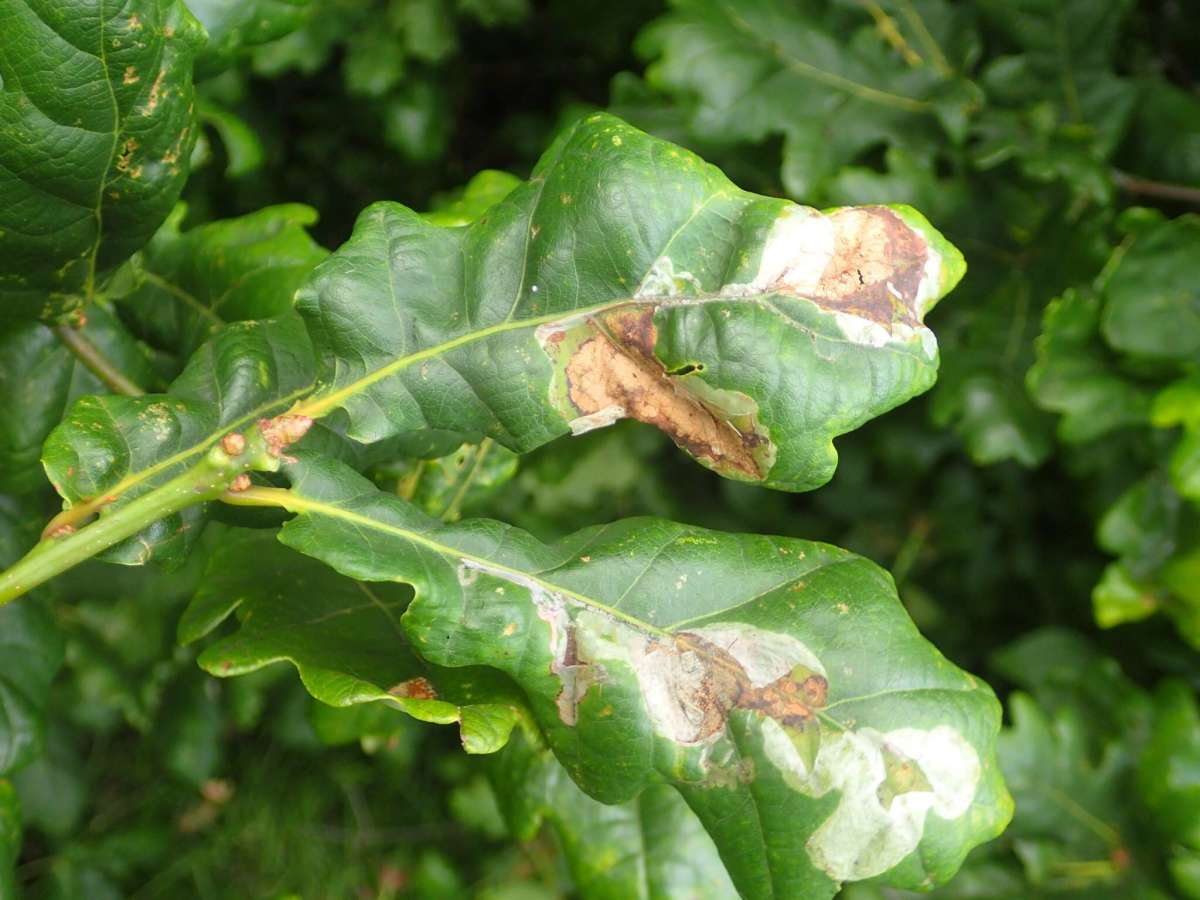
[1091,474,1200,644]
[196,99,266,177]
[996,694,1149,896]
[41,314,316,567]
[0,603,64,777]
[110,203,328,358]
[186,0,315,78]
[1100,214,1200,363]
[970,0,1135,209]
[249,452,1009,898]
[1097,474,1181,580]
[491,730,738,899]
[0,0,206,321]
[988,629,1173,898]
[179,528,525,753]
[1093,562,1163,630]
[1027,288,1152,444]
[1153,375,1200,430]
[0,306,159,493]
[974,0,1137,160]
[1172,427,1200,502]
[635,0,976,200]
[1152,375,1200,504]
[0,780,17,900]
[297,112,965,492]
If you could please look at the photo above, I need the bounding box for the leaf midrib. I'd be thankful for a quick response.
[258,487,673,637]
[51,382,313,514]
[296,290,788,420]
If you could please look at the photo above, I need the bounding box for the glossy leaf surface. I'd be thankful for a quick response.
[1100,214,1200,363]
[0,499,64,776]
[636,0,977,199]
[112,204,327,358]
[41,315,315,566]
[0,306,159,493]
[180,529,524,753]
[298,113,965,492]
[0,0,205,320]
[262,453,1009,898]
[187,0,314,77]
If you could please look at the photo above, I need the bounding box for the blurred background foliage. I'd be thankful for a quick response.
[3,0,1200,897]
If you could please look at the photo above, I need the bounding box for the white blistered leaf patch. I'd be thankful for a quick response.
[763,721,981,881]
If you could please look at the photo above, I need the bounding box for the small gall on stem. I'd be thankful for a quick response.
[228,474,252,493]
[221,432,246,456]
[258,414,314,458]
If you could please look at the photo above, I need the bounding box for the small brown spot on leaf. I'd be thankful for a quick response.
[122,66,139,85]
[389,677,438,700]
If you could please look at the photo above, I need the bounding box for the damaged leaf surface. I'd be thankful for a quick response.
[297,113,964,492]
[0,0,206,321]
[263,453,1009,898]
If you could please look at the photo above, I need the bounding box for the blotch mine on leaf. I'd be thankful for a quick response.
[762,722,982,882]
[574,616,829,747]
[725,204,946,354]
[538,309,774,481]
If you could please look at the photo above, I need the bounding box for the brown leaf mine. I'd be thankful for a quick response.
[539,309,774,481]
[571,616,830,747]
[806,207,929,329]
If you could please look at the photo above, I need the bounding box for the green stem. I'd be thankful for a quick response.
[0,459,238,606]
[51,324,146,397]
[0,417,308,606]
[0,463,224,605]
